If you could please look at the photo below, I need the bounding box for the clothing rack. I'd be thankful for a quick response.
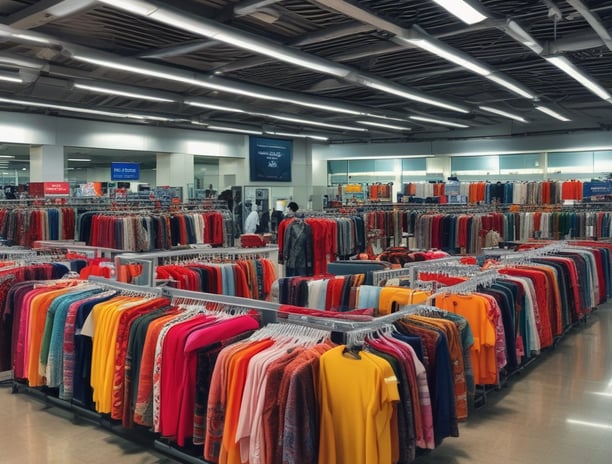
[115,246,278,288]
[427,269,500,302]
[498,241,569,263]
[33,240,124,259]
[161,286,280,325]
[370,256,464,286]
[87,276,164,296]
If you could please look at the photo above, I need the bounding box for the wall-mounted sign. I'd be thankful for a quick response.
[111,162,140,181]
[249,137,292,182]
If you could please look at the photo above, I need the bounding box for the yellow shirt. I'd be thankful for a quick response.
[318,345,399,464]
[378,287,430,315]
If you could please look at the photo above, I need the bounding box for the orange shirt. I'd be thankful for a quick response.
[435,294,497,385]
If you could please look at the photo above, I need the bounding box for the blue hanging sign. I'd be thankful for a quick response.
[111,162,140,181]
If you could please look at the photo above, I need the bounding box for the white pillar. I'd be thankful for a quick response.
[156,152,194,201]
[30,145,64,181]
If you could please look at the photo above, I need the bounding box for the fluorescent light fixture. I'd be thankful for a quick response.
[535,105,571,122]
[486,74,536,99]
[479,105,528,123]
[366,82,469,113]
[0,155,15,159]
[74,83,175,103]
[546,56,611,100]
[184,100,245,113]
[505,20,544,54]
[71,54,362,116]
[0,72,23,84]
[206,125,262,135]
[566,418,612,430]
[11,33,51,44]
[402,37,490,76]
[98,1,350,78]
[265,131,329,141]
[285,100,361,115]
[366,113,409,122]
[357,121,412,131]
[409,115,470,128]
[591,392,612,397]
[262,114,368,132]
[210,29,350,77]
[72,55,282,101]
[67,158,92,162]
[431,0,487,25]
[147,8,351,78]
[0,96,177,122]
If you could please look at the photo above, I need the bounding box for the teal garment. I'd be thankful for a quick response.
[356,285,381,309]
[43,289,102,387]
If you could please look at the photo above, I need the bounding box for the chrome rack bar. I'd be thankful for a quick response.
[371,256,464,287]
[162,287,279,325]
[87,276,163,296]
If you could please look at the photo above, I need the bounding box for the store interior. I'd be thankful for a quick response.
[2,1,612,463]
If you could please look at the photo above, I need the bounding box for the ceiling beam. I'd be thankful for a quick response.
[215,22,375,73]
[1,0,97,29]
[234,0,284,17]
[566,0,612,51]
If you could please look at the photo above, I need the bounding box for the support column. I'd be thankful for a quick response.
[30,145,64,181]
[156,152,194,201]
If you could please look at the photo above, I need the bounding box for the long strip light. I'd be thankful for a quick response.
[409,115,470,128]
[185,100,245,113]
[99,1,350,78]
[485,74,536,99]
[261,114,367,132]
[431,0,487,25]
[186,100,361,132]
[479,105,528,123]
[74,83,175,103]
[401,36,490,76]
[0,73,23,84]
[546,56,611,100]
[96,0,471,114]
[68,158,92,162]
[207,125,262,135]
[357,121,412,131]
[535,105,571,122]
[366,81,469,113]
[265,131,329,141]
[71,54,368,117]
[0,96,177,121]
[11,33,51,44]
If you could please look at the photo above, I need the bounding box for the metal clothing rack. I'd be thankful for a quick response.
[115,246,279,288]
[87,276,164,296]
[162,287,280,325]
[370,256,464,286]
[33,240,124,259]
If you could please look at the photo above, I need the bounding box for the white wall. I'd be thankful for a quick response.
[0,111,248,157]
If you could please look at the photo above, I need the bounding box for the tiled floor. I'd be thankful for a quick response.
[1,304,612,463]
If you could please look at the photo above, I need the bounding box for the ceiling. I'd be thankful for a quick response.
[1,0,612,144]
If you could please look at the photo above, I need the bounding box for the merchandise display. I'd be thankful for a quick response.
[3,1,612,462]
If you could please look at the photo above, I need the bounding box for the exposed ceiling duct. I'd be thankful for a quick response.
[0,0,610,142]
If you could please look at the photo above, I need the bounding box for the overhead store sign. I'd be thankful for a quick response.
[111,162,140,181]
[249,136,292,182]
